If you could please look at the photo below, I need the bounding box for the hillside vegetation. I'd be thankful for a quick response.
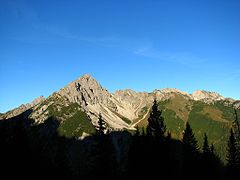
[136,95,238,161]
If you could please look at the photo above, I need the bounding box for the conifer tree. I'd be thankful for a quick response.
[226,128,240,179]
[203,133,210,155]
[227,128,239,168]
[210,144,215,155]
[96,114,106,136]
[182,122,198,152]
[210,143,221,162]
[146,99,166,137]
[200,134,223,179]
[181,122,199,178]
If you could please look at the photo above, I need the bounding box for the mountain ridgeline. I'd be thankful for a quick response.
[1,74,240,179]
[1,74,240,161]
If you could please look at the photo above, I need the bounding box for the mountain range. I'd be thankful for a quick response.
[1,74,239,159]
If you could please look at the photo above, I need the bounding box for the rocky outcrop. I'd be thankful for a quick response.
[58,74,113,106]
[191,90,224,103]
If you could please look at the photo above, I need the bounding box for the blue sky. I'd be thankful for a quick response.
[0,0,240,112]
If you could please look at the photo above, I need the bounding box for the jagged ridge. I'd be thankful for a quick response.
[1,74,239,132]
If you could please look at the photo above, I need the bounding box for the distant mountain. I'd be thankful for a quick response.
[1,74,239,160]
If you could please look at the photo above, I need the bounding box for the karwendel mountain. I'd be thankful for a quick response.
[3,0,240,178]
[1,74,240,159]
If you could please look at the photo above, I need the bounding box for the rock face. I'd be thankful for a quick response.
[54,75,127,129]
[191,90,225,103]
[1,74,239,131]
[58,74,113,106]
[113,89,153,120]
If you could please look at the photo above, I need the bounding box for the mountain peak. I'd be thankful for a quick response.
[82,73,92,78]
[72,74,96,85]
[79,74,94,81]
[191,90,224,102]
[74,74,99,89]
[58,74,111,107]
[64,74,100,92]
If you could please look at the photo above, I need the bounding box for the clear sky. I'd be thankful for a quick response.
[0,0,240,113]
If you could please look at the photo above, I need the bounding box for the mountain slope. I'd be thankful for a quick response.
[0,74,239,160]
[136,92,237,160]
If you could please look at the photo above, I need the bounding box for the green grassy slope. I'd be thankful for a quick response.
[188,101,232,160]
[136,94,237,162]
[46,100,95,138]
[58,110,95,138]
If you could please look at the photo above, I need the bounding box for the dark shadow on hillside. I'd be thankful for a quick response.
[0,113,239,180]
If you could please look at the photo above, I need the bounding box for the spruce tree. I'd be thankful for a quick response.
[226,128,240,179]
[227,128,238,168]
[182,122,199,152]
[96,114,106,136]
[210,144,215,155]
[146,99,166,137]
[182,122,199,178]
[210,143,220,162]
[203,133,210,155]
[200,134,223,179]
